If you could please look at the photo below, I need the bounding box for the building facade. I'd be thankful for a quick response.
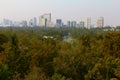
[39,13,51,27]
[29,17,37,27]
[21,20,27,27]
[96,17,104,28]
[56,19,62,27]
[79,21,85,28]
[67,21,77,27]
[86,17,91,29]
[2,19,13,27]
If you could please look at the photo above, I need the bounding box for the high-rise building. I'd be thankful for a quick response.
[86,17,91,29]
[2,19,14,27]
[21,20,27,27]
[29,19,33,27]
[96,17,104,28]
[71,21,77,27]
[33,17,37,27]
[79,21,84,28]
[39,13,51,27]
[67,21,77,27]
[67,21,71,27]
[28,17,37,27]
[56,19,62,27]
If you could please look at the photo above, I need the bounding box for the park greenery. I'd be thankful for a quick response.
[0,27,120,80]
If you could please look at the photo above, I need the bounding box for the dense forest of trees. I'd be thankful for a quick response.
[0,27,120,80]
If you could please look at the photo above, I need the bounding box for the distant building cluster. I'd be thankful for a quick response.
[1,13,118,28]
[66,17,104,29]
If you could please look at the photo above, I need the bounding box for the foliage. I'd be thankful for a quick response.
[0,62,10,80]
[0,27,120,80]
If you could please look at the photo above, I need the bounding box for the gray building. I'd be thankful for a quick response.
[21,20,27,27]
[56,19,62,27]
[67,21,77,27]
[79,21,84,28]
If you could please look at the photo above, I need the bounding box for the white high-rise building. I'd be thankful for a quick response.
[86,17,91,29]
[96,17,104,28]
[39,13,51,27]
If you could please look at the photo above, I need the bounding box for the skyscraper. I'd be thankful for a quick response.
[79,21,85,28]
[86,17,91,29]
[56,19,62,27]
[3,19,11,27]
[29,19,33,27]
[39,13,51,27]
[96,17,104,28]
[21,20,27,27]
[71,21,77,27]
[67,21,71,27]
[67,21,77,27]
[28,17,37,27]
[33,17,37,27]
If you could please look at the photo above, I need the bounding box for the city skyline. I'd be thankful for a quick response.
[1,15,105,28]
[0,0,120,25]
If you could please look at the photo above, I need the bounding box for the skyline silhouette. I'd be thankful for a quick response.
[0,0,120,25]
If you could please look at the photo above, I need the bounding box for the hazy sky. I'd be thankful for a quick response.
[0,0,120,25]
